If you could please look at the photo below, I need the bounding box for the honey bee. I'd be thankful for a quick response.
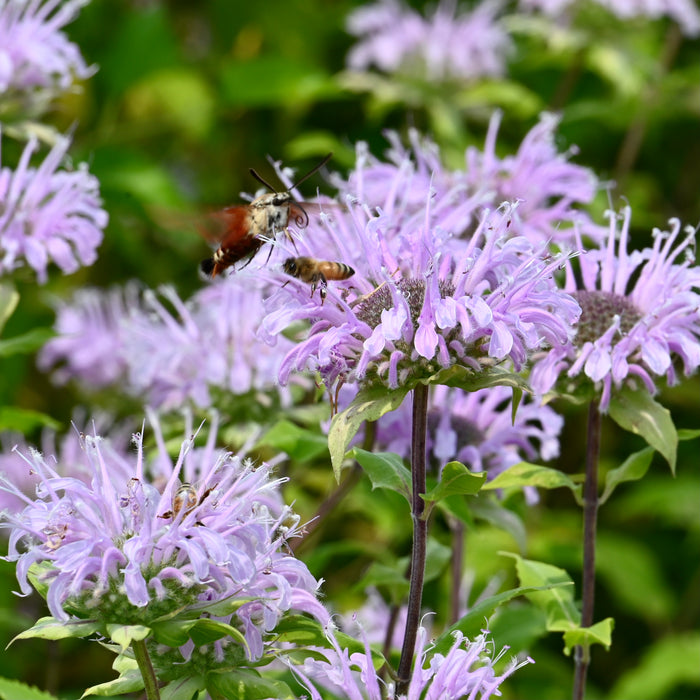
[282,256,355,303]
[160,482,213,520]
[200,153,333,278]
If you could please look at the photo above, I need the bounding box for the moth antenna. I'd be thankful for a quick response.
[249,167,279,193]
[291,152,332,190]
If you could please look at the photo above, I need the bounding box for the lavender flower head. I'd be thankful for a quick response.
[263,184,580,398]
[0,132,107,282]
[530,206,700,410]
[38,284,139,387]
[39,275,308,409]
[292,622,533,700]
[0,0,94,103]
[346,0,512,82]
[335,113,603,248]
[518,0,700,36]
[1,417,328,661]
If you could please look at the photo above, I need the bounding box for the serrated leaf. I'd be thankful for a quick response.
[0,328,55,357]
[352,448,411,501]
[12,616,100,643]
[258,420,329,461]
[328,386,409,480]
[562,618,614,655]
[0,676,58,700]
[0,282,19,336]
[422,462,486,504]
[503,553,579,628]
[483,461,581,499]
[608,385,677,473]
[600,446,654,505]
[106,623,151,651]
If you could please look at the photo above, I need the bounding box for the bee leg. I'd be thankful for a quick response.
[310,273,328,304]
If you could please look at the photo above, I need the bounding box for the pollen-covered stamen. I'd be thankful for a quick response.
[571,290,642,346]
[355,277,457,329]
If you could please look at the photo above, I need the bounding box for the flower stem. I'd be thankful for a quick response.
[132,638,161,700]
[395,383,429,696]
[572,401,601,700]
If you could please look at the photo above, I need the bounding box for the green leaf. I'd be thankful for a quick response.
[503,554,579,629]
[82,669,145,697]
[151,619,196,648]
[189,619,248,652]
[273,615,329,648]
[608,385,677,473]
[160,676,206,700]
[0,407,61,432]
[600,446,654,505]
[328,385,409,480]
[352,448,411,501]
[678,428,700,441]
[427,364,531,393]
[422,462,486,505]
[258,420,329,461]
[0,676,58,700]
[12,617,100,643]
[562,618,615,655]
[0,282,19,335]
[431,585,562,656]
[105,623,151,651]
[483,462,581,500]
[609,632,700,700]
[207,669,294,700]
[0,328,54,357]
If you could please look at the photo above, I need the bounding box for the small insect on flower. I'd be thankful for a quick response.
[160,482,213,520]
[282,256,355,303]
[200,154,333,278]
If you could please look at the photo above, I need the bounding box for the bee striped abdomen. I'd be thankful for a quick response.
[282,257,355,303]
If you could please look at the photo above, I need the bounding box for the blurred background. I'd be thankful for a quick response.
[1,1,699,698]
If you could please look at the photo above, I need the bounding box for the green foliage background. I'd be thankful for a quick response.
[1,1,699,699]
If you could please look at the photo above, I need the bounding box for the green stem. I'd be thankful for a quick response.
[132,638,161,700]
[572,401,601,700]
[395,383,429,696]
